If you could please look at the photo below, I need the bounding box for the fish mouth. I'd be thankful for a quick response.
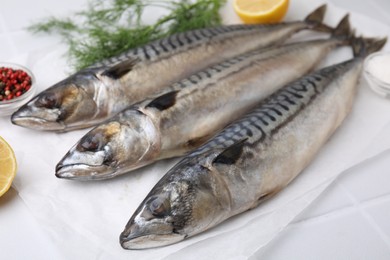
[11,115,65,131]
[120,231,185,250]
[55,163,117,181]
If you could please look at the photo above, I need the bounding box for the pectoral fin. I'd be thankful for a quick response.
[101,58,140,79]
[146,91,179,111]
[212,139,248,165]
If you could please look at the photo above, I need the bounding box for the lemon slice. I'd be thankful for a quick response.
[233,0,289,24]
[0,136,17,197]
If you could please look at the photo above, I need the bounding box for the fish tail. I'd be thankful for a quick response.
[304,4,331,32]
[330,14,354,44]
[351,37,387,57]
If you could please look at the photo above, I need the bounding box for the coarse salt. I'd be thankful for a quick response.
[365,53,390,84]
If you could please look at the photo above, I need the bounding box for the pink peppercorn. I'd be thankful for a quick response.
[0,67,32,102]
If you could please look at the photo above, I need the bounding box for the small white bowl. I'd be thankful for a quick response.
[0,62,36,117]
[364,52,390,98]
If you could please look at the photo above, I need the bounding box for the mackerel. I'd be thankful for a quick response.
[55,16,353,180]
[11,5,329,131]
[119,37,387,249]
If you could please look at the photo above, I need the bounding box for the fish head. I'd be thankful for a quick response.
[55,109,160,180]
[120,155,231,249]
[11,68,104,131]
[120,190,185,249]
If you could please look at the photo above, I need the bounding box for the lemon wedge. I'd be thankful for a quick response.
[0,136,17,197]
[233,0,289,24]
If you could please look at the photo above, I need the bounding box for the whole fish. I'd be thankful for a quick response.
[119,37,387,249]
[56,16,353,180]
[11,5,329,132]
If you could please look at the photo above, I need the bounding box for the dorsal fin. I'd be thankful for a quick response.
[146,91,179,111]
[101,57,140,79]
[213,138,248,165]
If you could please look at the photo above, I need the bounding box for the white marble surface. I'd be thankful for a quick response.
[1,0,390,259]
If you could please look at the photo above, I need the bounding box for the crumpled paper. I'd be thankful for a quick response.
[1,0,390,259]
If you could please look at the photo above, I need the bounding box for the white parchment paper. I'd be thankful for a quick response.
[1,0,390,259]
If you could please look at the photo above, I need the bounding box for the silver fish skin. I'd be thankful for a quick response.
[56,24,351,181]
[10,5,329,132]
[119,38,387,249]
[55,15,351,180]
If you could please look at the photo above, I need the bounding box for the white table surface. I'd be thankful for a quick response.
[1,1,390,259]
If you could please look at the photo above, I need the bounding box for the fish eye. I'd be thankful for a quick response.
[36,93,59,108]
[148,196,171,218]
[78,133,104,152]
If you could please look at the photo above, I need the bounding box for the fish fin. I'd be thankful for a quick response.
[304,4,326,24]
[250,188,282,209]
[330,14,354,43]
[304,4,332,33]
[101,57,140,79]
[146,91,179,111]
[351,37,387,57]
[212,139,248,165]
[255,193,273,206]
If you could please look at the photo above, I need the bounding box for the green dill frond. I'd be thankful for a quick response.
[165,0,225,34]
[28,17,80,36]
[29,0,226,71]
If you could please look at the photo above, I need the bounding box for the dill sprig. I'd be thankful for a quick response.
[29,0,226,70]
